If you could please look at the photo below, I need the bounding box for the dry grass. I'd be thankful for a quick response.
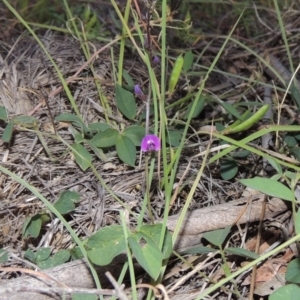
[1,1,300,299]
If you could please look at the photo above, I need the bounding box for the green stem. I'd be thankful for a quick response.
[145,156,155,224]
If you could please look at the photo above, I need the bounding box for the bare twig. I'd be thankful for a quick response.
[105,271,129,300]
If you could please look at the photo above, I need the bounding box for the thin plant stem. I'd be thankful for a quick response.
[145,83,151,135]
[145,156,155,224]
[196,233,300,299]
[120,212,138,300]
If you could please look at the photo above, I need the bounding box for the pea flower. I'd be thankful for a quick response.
[152,55,160,66]
[134,84,143,97]
[134,84,147,102]
[141,134,161,152]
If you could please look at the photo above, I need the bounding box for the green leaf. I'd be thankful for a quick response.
[54,190,80,215]
[240,177,294,201]
[36,247,51,262]
[139,223,173,260]
[52,250,71,267]
[86,225,126,266]
[2,122,14,143]
[168,55,184,94]
[266,158,282,174]
[221,102,243,120]
[290,148,300,161]
[55,113,89,133]
[270,284,300,300]
[69,126,84,143]
[293,132,300,141]
[123,125,145,146]
[90,128,119,148]
[73,294,98,300]
[290,83,300,108]
[285,134,298,147]
[0,106,8,121]
[295,210,300,235]
[70,247,84,260]
[225,247,259,260]
[181,246,217,255]
[37,257,54,269]
[116,135,136,167]
[286,259,300,283]
[220,159,238,180]
[115,83,136,120]
[22,215,42,238]
[202,226,232,247]
[71,142,92,171]
[122,69,134,86]
[86,140,107,161]
[11,115,38,128]
[88,122,111,133]
[128,232,162,280]
[231,150,250,158]
[183,50,194,72]
[0,249,8,263]
[184,95,205,119]
[167,130,182,147]
[24,249,36,263]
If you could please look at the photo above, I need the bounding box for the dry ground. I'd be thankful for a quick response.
[1,1,300,299]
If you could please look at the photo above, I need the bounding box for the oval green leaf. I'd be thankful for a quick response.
[202,225,232,247]
[115,83,136,120]
[139,224,173,260]
[240,177,294,201]
[36,247,51,262]
[0,249,9,263]
[116,135,136,167]
[88,122,111,133]
[269,284,300,300]
[71,143,92,171]
[55,113,89,133]
[86,225,126,266]
[90,128,118,148]
[168,55,184,94]
[22,215,42,238]
[183,50,194,72]
[128,232,162,280]
[225,247,259,260]
[286,259,300,283]
[52,250,71,267]
[184,95,205,119]
[123,125,145,146]
[295,210,300,235]
[220,159,238,180]
[0,106,8,122]
[2,122,14,143]
[54,190,80,215]
[167,130,182,147]
[12,115,38,128]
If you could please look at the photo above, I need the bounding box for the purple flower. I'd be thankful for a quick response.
[152,55,160,66]
[134,84,144,97]
[134,84,147,101]
[141,134,161,152]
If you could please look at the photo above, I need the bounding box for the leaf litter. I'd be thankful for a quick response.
[1,2,300,299]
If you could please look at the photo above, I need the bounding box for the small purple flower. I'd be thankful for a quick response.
[134,84,147,101]
[152,55,160,66]
[134,84,144,97]
[141,134,161,152]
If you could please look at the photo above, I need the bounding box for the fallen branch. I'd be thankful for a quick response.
[0,195,288,300]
